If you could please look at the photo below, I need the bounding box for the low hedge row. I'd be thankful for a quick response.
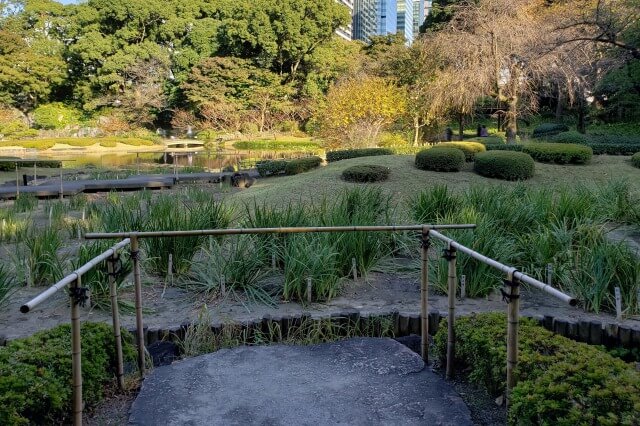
[326,148,394,162]
[523,143,592,164]
[284,156,322,175]
[434,313,640,425]
[233,140,321,151]
[256,159,288,177]
[0,160,62,171]
[632,152,640,168]
[483,143,524,152]
[532,122,569,138]
[432,141,486,161]
[474,151,534,180]
[0,137,158,150]
[0,323,135,425]
[415,148,465,172]
[589,143,640,155]
[341,164,390,182]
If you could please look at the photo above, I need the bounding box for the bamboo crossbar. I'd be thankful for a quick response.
[429,230,576,306]
[84,224,477,240]
[20,238,131,313]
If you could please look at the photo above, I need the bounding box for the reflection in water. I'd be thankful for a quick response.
[12,150,317,172]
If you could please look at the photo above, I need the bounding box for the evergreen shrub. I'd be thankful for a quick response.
[285,156,322,175]
[434,313,640,425]
[256,159,288,177]
[325,148,394,162]
[632,152,640,168]
[551,131,590,144]
[523,143,592,164]
[532,123,569,138]
[432,141,486,161]
[415,148,465,172]
[474,151,534,180]
[341,165,390,182]
[0,323,135,425]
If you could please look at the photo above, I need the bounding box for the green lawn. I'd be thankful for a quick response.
[232,154,640,217]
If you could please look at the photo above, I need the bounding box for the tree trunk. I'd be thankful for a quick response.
[458,113,464,141]
[577,99,586,134]
[506,67,519,144]
[555,86,564,121]
[413,116,420,146]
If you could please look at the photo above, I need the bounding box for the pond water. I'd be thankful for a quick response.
[6,149,318,172]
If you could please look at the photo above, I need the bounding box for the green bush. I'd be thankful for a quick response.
[632,152,640,168]
[341,165,390,182]
[196,129,220,141]
[0,138,156,150]
[378,132,408,147]
[0,323,135,425]
[532,123,569,138]
[415,148,465,172]
[256,159,288,177]
[285,156,322,175]
[325,148,394,162]
[240,122,259,134]
[484,143,524,152]
[590,134,640,146]
[278,120,299,133]
[589,143,640,155]
[474,151,534,180]
[551,130,590,144]
[467,135,505,145]
[33,103,81,130]
[434,313,640,425]
[523,143,593,164]
[0,160,61,171]
[432,141,486,161]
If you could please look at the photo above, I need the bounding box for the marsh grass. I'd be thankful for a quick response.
[12,193,37,213]
[0,262,15,308]
[179,306,395,358]
[23,227,65,286]
[73,241,134,312]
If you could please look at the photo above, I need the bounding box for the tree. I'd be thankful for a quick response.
[318,75,406,148]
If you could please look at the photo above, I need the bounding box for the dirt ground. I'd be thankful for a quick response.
[4,266,639,342]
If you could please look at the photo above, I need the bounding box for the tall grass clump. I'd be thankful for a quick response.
[13,193,37,213]
[320,187,395,277]
[73,242,134,312]
[181,236,271,305]
[0,212,29,243]
[0,263,15,309]
[23,227,65,286]
[143,195,232,276]
[282,234,341,302]
[411,184,462,223]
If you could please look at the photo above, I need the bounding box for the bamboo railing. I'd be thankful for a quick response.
[20,223,578,425]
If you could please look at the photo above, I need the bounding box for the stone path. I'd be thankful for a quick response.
[129,338,473,426]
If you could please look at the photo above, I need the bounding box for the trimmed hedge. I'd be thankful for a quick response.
[325,148,394,162]
[467,135,505,145]
[484,143,523,152]
[415,148,465,172]
[434,313,640,425]
[589,143,640,155]
[0,159,62,171]
[532,122,569,138]
[233,139,321,151]
[551,130,590,144]
[632,152,640,168]
[0,323,135,425]
[0,137,158,150]
[285,156,322,175]
[474,151,534,180]
[256,159,288,177]
[523,143,592,164]
[341,165,390,182]
[432,141,486,161]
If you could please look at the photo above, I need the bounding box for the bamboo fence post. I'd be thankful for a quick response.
[130,234,146,376]
[60,168,63,200]
[33,162,37,185]
[505,269,520,408]
[445,243,457,379]
[70,275,83,426]
[420,227,431,363]
[15,162,19,196]
[107,254,125,389]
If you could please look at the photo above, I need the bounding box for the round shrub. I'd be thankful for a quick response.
[632,152,640,168]
[551,130,590,144]
[432,141,486,161]
[467,135,505,145]
[33,103,81,130]
[474,151,534,180]
[532,122,569,138]
[415,148,465,172]
[522,143,592,164]
[341,165,390,182]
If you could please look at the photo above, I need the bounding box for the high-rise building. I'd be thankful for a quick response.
[335,0,355,40]
[396,0,413,44]
[353,0,378,42]
[377,0,398,36]
[412,0,425,38]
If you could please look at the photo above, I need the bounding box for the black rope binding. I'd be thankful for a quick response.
[130,249,140,261]
[500,277,520,304]
[69,287,89,307]
[442,248,456,261]
[106,255,123,277]
[421,236,431,250]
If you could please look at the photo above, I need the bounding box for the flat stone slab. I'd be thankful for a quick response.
[129,338,472,426]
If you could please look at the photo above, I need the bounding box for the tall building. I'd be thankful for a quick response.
[353,0,378,42]
[396,0,413,44]
[377,0,397,36]
[412,0,425,39]
[335,0,355,40]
